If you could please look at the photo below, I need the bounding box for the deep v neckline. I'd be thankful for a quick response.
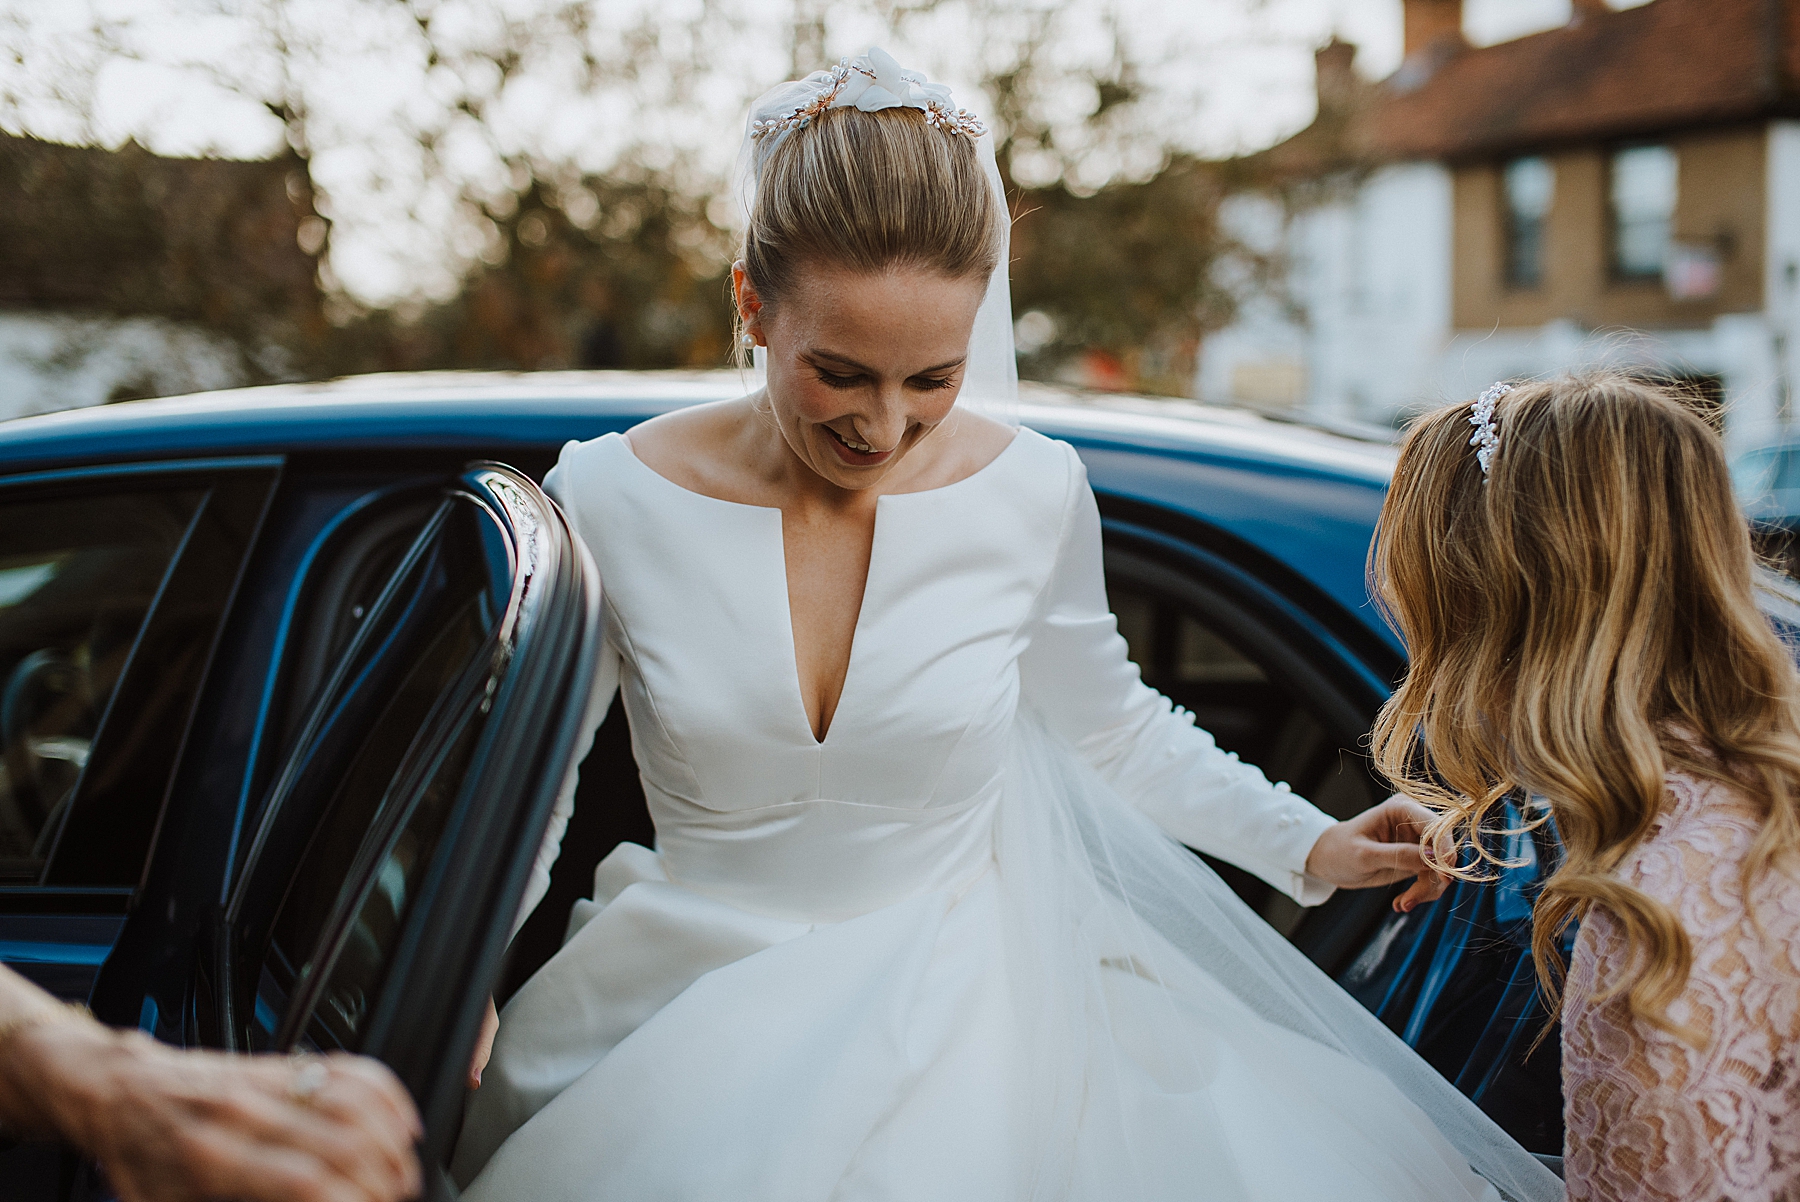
[610,434,874,747]
[609,428,1023,748]
[783,508,875,746]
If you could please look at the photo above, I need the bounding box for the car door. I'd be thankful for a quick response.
[1097,515,1395,933]
[1333,796,1568,1156]
[0,457,281,1196]
[198,463,599,1195]
[1094,504,1567,1159]
[0,458,281,965]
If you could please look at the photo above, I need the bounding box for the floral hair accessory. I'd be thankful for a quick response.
[1469,382,1512,478]
[748,47,986,145]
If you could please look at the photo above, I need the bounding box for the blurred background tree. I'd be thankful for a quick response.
[0,133,326,394]
[0,0,1320,405]
[329,170,735,374]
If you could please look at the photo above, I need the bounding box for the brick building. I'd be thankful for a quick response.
[0,134,325,418]
[1201,0,1800,446]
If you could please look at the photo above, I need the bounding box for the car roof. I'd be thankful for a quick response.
[0,368,1396,478]
[0,369,1401,654]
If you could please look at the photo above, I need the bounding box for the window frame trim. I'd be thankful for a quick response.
[0,456,285,495]
[1500,155,1553,292]
[0,456,286,890]
[1606,140,1679,284]
[220,479,447,888]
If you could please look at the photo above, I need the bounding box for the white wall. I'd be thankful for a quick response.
[1196,192,1310,408]
[1205,132,1798,448]
[0,313,246,421]
[1198,162,1454,423]
[1763,120,1800,446]
[1436,316,1778,450]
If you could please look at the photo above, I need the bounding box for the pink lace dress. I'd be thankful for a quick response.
[1562,771,1800,1201]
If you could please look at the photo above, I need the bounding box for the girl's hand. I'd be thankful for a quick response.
[1303,794,1451,912]
[6,1018,422,1202]
[468,997,499,1090]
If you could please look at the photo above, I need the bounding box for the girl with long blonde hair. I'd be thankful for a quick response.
[1372,372,1800,1200]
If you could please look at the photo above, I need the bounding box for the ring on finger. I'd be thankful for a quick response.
[288,1054,330,1106]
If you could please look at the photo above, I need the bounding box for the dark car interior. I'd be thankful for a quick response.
[1105,546,1384,933]
[220,491,510,1056]
[0,489,203,880]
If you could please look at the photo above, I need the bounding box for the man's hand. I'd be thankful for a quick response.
[1304,793,1452,913]
[6,1019,423,1202]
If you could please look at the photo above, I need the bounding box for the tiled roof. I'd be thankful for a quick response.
[1370,0,1800,162]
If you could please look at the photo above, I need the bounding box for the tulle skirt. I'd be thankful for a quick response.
[452,713,1562,1201]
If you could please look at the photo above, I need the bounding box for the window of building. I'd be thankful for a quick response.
[1610,144,1677,280]
[1502,156,1554,288]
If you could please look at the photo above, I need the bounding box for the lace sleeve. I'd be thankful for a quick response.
[1560,773,1800,1202]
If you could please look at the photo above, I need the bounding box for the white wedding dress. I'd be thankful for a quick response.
[450,426,1561,1201]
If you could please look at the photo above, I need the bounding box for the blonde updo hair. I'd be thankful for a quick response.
[739,105,1003,350]
[1369,372,1800,1045]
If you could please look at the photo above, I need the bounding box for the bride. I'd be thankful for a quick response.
[450,49,1561,1202]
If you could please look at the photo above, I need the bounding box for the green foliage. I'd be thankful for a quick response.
[1009,155,1225,396]
[0,3,1269,400]
[325,170,735,375]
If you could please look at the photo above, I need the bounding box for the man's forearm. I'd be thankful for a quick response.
[0,963,103,1137]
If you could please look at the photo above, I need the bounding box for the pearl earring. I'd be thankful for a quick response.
[741,333,756,349]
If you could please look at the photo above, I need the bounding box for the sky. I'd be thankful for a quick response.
[0,0,1653,305]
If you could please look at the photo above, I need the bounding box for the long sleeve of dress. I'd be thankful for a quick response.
[1016,445,1338,904]
[510,455,624,937]
[1561,771,1800,1202]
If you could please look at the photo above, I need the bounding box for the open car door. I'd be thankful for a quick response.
[211,463,599,1196]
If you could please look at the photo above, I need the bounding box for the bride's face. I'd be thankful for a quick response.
[738,260,988,490]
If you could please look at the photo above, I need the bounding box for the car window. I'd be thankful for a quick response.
[234,495,512,1053]
[1732,448,1779,498]
[276,500,438,755]
[262,596,491,1051]
[0,488,202,879]
[1108,564,1381,935]
[1110,583,1377,820]
[1776,449,1800,493]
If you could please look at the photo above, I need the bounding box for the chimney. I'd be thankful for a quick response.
[1315,38,1358,115]
[1403,0,1464,58]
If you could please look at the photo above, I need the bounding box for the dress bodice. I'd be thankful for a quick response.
[551,430,1065,920]
[535,426,1337,925]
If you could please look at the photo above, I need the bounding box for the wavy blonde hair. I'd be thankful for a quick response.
[1369,372,1800,1043]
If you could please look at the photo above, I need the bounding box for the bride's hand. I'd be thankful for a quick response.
[468,998,498,1090]
[1303,795,1450,912]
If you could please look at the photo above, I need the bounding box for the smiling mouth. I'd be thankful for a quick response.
[824,425,892,460]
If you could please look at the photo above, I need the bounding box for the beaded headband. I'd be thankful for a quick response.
[1468,382,1512,478]
[748,47,987,146]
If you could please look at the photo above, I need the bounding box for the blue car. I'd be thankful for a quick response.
[1730,436,1800,577]
[0,370,1655,1194]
